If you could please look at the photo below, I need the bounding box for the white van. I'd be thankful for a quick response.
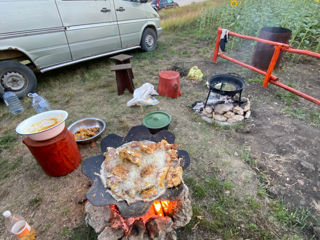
[0,0,161,97]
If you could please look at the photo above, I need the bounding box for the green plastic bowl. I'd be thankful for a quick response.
[142,111,172,134]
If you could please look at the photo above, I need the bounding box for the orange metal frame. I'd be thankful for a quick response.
[212,27,320,106]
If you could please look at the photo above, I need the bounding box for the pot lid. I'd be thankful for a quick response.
[142,111,171,129]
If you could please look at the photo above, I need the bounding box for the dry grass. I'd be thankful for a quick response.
[159,0,224,31]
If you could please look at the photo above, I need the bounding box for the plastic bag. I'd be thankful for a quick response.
[127,83,159,107]
[187,66,203,81]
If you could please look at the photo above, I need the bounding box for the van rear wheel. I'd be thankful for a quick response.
[0,60,37,98]
[141,28,157,52]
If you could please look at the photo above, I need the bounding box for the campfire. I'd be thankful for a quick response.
[85,184,191,240]
[82,126,192,240]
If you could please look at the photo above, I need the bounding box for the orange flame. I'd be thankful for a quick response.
[153,201,164,216]
[152,200,177,217]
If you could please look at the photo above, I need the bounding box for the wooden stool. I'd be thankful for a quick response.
[110,54,135,95]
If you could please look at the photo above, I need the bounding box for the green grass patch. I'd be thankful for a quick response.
[269,201,318,237]
[0,156,22,180]
[181,174,278,239]
[68,225,97,240]
[0,133,17,153]
[28,196,43,207]
[248,77,264,83]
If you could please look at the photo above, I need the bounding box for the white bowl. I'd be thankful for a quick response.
[16,110,68,141]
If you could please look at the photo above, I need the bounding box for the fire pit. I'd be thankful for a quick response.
[192,73,251,125]
[83,125,192,240]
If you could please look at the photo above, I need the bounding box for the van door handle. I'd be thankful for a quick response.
[116,7,125,12]
[101,8,111,13]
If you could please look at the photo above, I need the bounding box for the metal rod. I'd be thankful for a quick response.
[282,48,320,59]
[270,80,320,106]
[204,90,212,108]
[212,28,222,62]
[263,45,282,88]
[218,53,278,81]
[227,29,290,48]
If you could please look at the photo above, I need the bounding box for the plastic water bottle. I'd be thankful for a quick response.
[3,89,24,114]
[2,210,37,240]
[28,93,51,113]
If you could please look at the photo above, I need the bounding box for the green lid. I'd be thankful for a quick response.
[142,111,172,129]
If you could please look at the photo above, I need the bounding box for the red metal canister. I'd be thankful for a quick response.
[157,71,181,98]
[23,128,81,177]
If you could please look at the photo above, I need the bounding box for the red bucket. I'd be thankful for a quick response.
[158,71,181,98]
[23,128,81,177]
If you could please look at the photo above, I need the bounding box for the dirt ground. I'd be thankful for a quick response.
[0,32,319,239]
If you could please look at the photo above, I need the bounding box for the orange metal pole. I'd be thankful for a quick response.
[282,48,320,59]
[270,80,320,106]
[263,45,281,88]
[218,53,278,81]
[212,28,222,62]
[212,27,320,106]
[227,30,290,48]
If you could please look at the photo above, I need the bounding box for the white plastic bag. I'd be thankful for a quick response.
[127,83,159,107]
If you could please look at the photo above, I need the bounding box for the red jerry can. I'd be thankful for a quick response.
[157,71,181,98]
[23,128,81,177]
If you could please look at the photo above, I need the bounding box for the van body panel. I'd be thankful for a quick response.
[0,32,71,69]
[0,0,71,69]
[0,0,63,33]
[114,0,160,48]
[56,0,121,60]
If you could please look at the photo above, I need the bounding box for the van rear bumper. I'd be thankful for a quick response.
[157,27,162,38]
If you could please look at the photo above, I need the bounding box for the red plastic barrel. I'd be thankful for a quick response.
[158,71,181,98]
[23,128,81,177]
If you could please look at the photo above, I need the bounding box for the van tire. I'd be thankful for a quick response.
[141,28,157,52]
[0,60,37,98]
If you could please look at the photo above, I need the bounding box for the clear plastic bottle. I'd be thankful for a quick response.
[28,93,51,113]
[3,88,24,114]
[2,210,36,240]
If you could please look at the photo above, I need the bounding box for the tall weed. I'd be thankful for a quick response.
[198,0,320,51]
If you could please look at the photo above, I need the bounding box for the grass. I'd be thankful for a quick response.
[0,2,319,239]
[69,225,97,240]
[159,0,224,31]
[181,174,285,239]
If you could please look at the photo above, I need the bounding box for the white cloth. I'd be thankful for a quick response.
[220,29,229,41]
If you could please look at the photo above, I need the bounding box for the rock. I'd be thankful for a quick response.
[300,161,315,171]
[224,111,235,119]
[243,100,250,112]
[214,103,233,115]
[244,110,251,119]
[314,227,320,238]
[233,106,244,115]
[241,97,249,103]
[85,202,111,233]
[172,184,192,228]
[165,231,177,240]
[233,94,240,102]
[146,216,173,239]
[128,220,147,240]
[214,114,227,122]
[227,115,244,123]
[203,111,212,118]
[98,226,124,240]
[204,106,213,114]
[201,116,213,123]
